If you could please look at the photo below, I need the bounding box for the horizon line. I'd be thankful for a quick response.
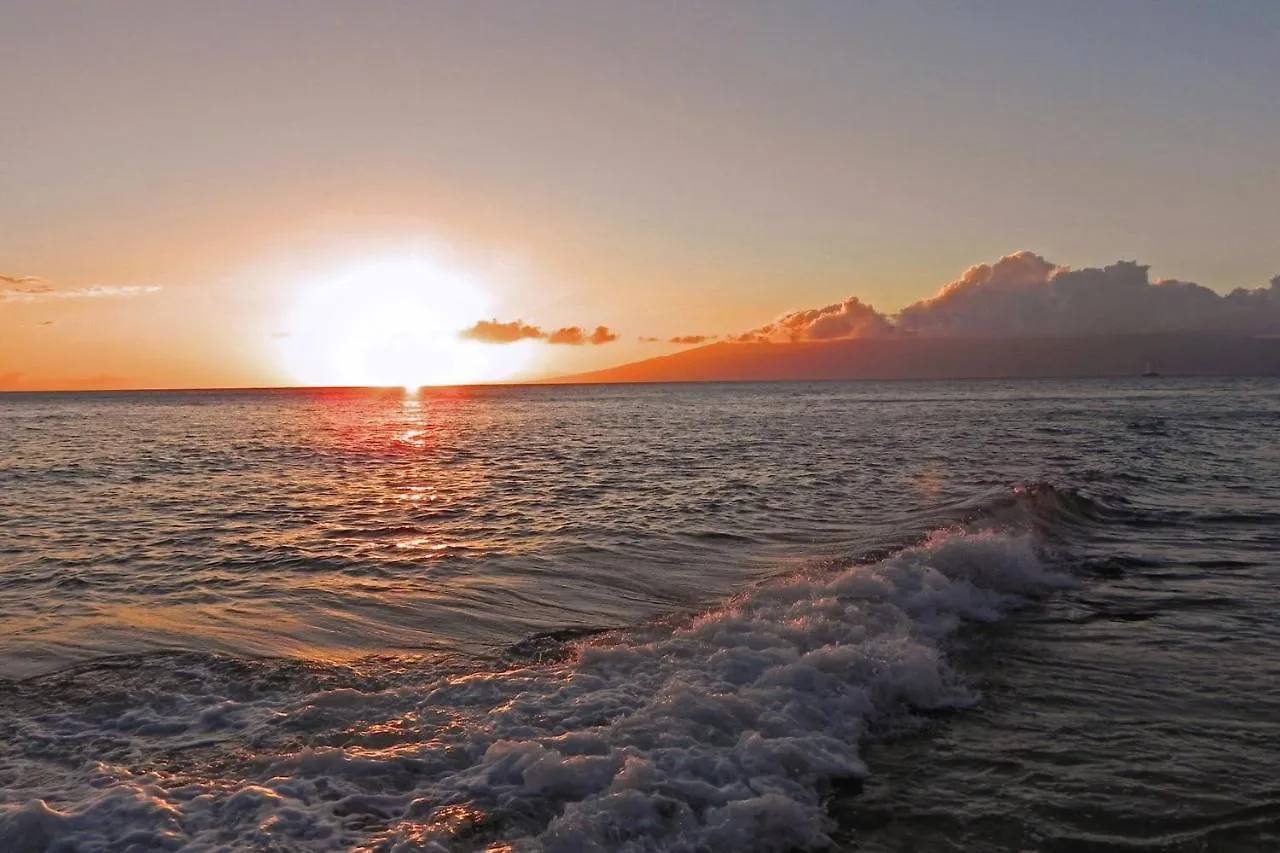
[3,373,1275,396]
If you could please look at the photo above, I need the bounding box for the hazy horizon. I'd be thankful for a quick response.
[4,329,1280,393]
[4,250,1278,391]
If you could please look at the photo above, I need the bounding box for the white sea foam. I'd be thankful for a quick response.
[0,530,1072,852]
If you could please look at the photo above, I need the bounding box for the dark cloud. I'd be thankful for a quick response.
[670,334,717,345]
[37,321,54,326]
[461,318,547,343]
[732,252,1280,342]
[638,336,662,343]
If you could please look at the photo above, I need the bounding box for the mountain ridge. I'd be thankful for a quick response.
[548,333,1280,384]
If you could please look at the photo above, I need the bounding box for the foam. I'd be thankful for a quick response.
[0,530,1072,851]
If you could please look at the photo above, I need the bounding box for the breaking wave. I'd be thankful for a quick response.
[0,503,1078,852]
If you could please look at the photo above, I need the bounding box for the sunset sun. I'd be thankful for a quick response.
[277,254,535,388]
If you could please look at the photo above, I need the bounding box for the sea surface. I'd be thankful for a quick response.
[0,378,1277,852]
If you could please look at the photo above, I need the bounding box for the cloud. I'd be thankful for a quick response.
[589,325,619,345]
[739,296,894,343]
[727,331,773,343]
[670,334,717,345]
[731,251,1280,342]
[897,251,1280,336]
[72,285,162,299]
[461,318,547,343]
[0,275,54,299]
[550,325,619,345]
[460,319,621,345]
[0,274,46,287]
[0,279,161,303]
[546,326,584,344]
[638,335,663,343]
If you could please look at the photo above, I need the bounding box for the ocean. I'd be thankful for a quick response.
[0,378,1276,852]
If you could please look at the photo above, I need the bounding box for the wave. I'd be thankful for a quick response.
[0,494,1082,852]
[956,482,1133,532]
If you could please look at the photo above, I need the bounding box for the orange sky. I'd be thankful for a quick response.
[2,3,1278,390]
[1,181,884,389]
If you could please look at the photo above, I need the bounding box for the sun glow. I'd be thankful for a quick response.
[277,254,534,387]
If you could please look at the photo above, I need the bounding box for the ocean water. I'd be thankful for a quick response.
[0,378,1277,852]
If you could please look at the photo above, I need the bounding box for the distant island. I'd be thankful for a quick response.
[552,333,1280,384]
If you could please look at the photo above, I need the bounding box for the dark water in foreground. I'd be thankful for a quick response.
[0,379,1277,852]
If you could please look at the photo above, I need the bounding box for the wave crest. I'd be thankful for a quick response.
[0,527,1072,852]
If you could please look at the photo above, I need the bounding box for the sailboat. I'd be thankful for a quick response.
[1142,361,1160,377]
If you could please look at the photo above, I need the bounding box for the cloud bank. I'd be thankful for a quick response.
[460,319,619,345]
[736,252,1280,342]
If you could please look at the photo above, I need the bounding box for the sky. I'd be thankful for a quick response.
[2,1,1278,389]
